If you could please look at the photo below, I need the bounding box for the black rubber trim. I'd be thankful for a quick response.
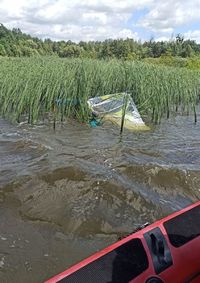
[164,205,200,248]
[145,277,164,283]
[57,238,148,283]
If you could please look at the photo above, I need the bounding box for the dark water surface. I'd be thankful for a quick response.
[0,114,200,283]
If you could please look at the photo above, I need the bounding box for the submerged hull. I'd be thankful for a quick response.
[45,201,200,283]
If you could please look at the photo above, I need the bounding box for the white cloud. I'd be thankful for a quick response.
[0,0,200,42]
[1,0,147,41]
[138,0,200,34]
[155,36,173,42]
[155,32,200,44]
[184,30,200,43]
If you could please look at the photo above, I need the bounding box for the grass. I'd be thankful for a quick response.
[0,56,199,126]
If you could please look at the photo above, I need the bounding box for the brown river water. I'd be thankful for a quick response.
[0,113,200,283]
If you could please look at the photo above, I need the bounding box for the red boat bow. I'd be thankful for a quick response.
[45,201,200,283]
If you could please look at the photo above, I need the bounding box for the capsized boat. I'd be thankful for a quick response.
[45,201,200,283]
[87,93,150,131]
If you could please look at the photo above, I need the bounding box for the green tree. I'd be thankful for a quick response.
[0,43,6,56]
[59,45,83,58]
[181,44,194,57]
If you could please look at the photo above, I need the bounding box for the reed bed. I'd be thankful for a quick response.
[0,57,199,126]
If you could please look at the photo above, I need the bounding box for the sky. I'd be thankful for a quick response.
[0,0,200,42]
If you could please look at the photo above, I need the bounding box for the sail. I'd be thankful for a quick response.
[87,93,149,130]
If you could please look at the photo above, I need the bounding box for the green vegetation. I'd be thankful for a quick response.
[1,24,200,64]
[0,24,199,127]
[0,57,199,126]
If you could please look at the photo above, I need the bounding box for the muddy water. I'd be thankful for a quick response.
[0,114,200,283]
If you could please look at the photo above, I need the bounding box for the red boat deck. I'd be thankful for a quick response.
[45,201,200,283]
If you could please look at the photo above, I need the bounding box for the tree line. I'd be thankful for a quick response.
[0,23,200,60]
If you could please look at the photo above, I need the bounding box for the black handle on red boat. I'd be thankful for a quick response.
[144,227,173,274]
[150,232,167,265]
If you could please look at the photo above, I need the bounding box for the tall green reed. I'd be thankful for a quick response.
[0,57,199,127]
